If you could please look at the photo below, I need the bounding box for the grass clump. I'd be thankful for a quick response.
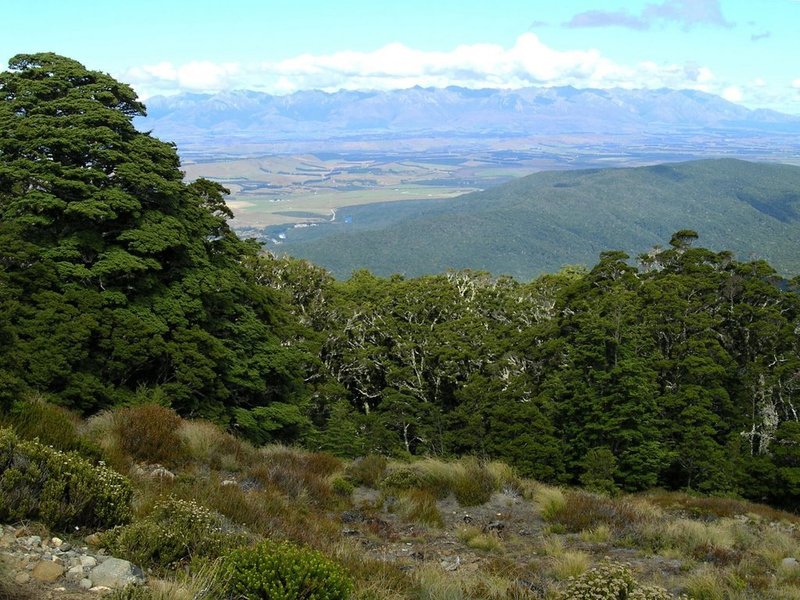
[346,454,388,487]
[102,496,247,570]
[395,489,443,527]
[533,485,566,521]
[452,458,497,506]
[179,419,257,471]
[551,550,590,580]
[0,427,132,530]
[221,539,353,599]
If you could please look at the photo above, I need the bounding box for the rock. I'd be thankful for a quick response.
[31,560,65,582]
[150,466,175,480]
[80,578,94,590]
[221,479,237,486]
[51,537,63,547]
[14,571,31,584]
[84,533,103,547]
[486,521,506,532]
[782,557,799,569]
[81,555,98,568]
[90,586,112,594]
[90,557,145,589]
[19,535,42,549]
[67,565,85,579]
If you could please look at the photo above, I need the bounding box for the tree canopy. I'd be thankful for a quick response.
[0,53,306,437]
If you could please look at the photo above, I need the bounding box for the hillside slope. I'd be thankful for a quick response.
[278,159,800,279]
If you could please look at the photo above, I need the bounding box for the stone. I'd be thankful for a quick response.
[19,535,42,549]
[782,557,799,569]
[90,586,112,594]
[90,557,145,589]
[67,565,85,579]
[80,578,94,590]
[14,571,31,585]
[31,560,65,582]
[51,537,64,547]
[84,533,102,546]
[81,555,98,568]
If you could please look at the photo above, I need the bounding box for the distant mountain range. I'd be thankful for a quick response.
[139,86,800,153]
[275,159,800,280]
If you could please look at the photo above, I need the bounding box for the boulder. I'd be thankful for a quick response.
[89,557,145,589]
[31,560,65,582]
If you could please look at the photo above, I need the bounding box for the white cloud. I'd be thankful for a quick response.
[793,79,800,89]
[722,86,743,102]
[124,33,731,101]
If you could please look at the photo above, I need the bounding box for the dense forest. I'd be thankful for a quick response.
[1,54,799,508]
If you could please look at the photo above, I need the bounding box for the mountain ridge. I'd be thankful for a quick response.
[138,86,800,150]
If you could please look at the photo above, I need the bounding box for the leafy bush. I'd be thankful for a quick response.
[221,539,353,599]
[0,427,132,530]
[331,477,355,497]
[102,497,246,570]
[115,404,186,465]
[561,563,682,600]
[379,467,426,492]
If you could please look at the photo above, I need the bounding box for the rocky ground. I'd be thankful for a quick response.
[1,524,144,599]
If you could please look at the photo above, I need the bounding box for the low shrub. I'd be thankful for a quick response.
[331,477,355,497]
[179,419,257,471]
[115,404,186,466]
[0,398,100,458]
[221,539,353,599]
[102,497,247,570]
[379,467,426,493]
[561,562,682,599]
[0,427,132,530]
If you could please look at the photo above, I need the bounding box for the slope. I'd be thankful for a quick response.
[278,159,800,279]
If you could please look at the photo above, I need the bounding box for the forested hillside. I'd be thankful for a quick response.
[1,54,799,509]
[281,158,800,279]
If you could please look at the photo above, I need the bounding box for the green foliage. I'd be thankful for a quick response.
[221,539,353,600]
[579,448,620,496]
[0,53,306,435]
[345,455,387,487]
[0,398,100,458]
[0,427,132,529]
[101,497,246,570]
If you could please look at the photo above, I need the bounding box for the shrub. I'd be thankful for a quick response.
[561,563,681,600]
[115,404,186,465]
[221,539,353,599]
[379,467,426,493]
[102,497,247,570]
[0,427,132,530]
[345,454,387,487]
[0,398,100,458]
[331,477,355,497]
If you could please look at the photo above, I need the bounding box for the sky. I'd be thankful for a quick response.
[2,0,799,114]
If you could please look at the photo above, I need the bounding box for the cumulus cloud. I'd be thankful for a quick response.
[124,33,727,100]
[566,0,732,30]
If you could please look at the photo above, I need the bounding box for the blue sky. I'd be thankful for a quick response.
[3,0,799,113]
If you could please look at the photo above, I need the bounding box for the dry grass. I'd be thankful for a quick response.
[114,404,186,466]
[395,489,443,527]
[179,419,258,471]
[532,485,566,521]
[550,549,591,580]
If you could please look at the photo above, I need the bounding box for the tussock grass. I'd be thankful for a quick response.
[533,485,566,521]
[179,419,257,471]
[550,549,591,580]
[395,489,443,527]
[579,524,612,543]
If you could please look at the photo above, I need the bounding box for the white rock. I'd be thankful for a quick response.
[90,557,145,588]
[51,537,63,547]
[80,555,98,568]
[80,578,93,590]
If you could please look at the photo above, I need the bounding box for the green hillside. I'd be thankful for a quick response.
[280,159,800,279]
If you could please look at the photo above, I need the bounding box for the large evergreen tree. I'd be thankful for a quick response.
[0,53,305,438]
